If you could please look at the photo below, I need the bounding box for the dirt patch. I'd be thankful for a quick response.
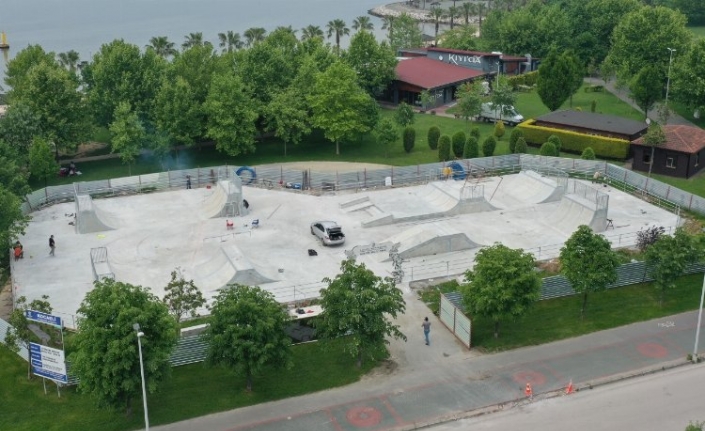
[362,359,400,380]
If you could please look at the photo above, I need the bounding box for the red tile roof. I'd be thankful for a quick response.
[428,47,501,57]
[632,125,705,154]
[395,57,485,90]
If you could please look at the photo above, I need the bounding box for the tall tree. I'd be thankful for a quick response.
[326,19,350,53]
[641,123,667,178]
[182,32,209,50]
[4,45,56,95]
[430,7,445,44]
[316,259,406,368]
[244,27,267,47]
[439,25,479,51]
[352,16,374,32]
[265,88,311,157]
[645,228,701,306]
[301,25,324,41]
[388,13,423,52]
[461,2,475,25]
[109,101,146,176]
[0,101,43,164]
[308,61,378,155]
[461,243,540,338]
[69,279,178,415]
[343,31,397,97]
[146,36,177,58]
[490,75,517,113]
[162,269,206,324]
[629,65,664,120]
[4,295,53,379]
[447,6,460,30]
[203,72,259,156]
[56,50,80,73]
[203,285,292,392]
[0,141,31,197]
[0,183,29,249]
[670,38,705,116]
[456,81,484,121]
[381,15,396,41]
[217,31,243,53]
[154,76,203,147]
[28,137,58,188]
[537,48,578,111]
[560,225,620,318]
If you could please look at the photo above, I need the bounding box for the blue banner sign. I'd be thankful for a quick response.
[25,310,63,328]
[29,342,68,383]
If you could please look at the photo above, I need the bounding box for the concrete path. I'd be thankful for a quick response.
[154,291,705,431]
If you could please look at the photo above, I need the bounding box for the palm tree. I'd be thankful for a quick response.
[326,19,350,52]
[477,2,487,30]
[217,31,243,53]
[274,25,298,37]
[244,27,267,47]
[352,16,374,32]
[381,16,395,41]
[182,32,205,49]
[461,2,475,26]
[57,50,80,72]
[301,25,324,41]
[447,6,460,30]
[430,7,445,45]
[146,36,177,58]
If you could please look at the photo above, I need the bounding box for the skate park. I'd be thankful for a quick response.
[10,162,681,328]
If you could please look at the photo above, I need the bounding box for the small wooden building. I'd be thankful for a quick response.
[631,125,705,179]
[534,110,648,141]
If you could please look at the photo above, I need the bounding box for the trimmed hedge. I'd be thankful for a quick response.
[428,126,441,150]
[508,71,538,90]
[438,135,452,161]
[452,131,466,158]
[517,119,630,160]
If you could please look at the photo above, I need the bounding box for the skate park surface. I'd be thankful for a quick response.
[11,169,680,325]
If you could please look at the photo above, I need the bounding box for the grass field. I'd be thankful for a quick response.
[0,338,386,431]
[689,26,705,39]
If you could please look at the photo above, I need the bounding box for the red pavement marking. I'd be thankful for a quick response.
[637,342,669,358]
[327,408,346,431]
[380,396,405,426]
[346,406,383,428]
[512,370,546,386]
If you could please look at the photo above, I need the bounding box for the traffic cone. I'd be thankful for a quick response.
[565,379,574,394]
[524,383,533,398]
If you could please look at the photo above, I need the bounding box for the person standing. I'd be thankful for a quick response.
[422,317,431,345]
[186,175,192,189]
[49,235,55,256]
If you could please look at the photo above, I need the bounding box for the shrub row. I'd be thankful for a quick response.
[517,120,630,160]
[507,71,538,90]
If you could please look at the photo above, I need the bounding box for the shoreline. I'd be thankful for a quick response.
[369,1,478,25]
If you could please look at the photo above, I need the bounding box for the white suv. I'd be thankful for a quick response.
[310,221,346,246]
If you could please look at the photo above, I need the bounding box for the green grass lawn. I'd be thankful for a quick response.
[419,273,704,352]
[0,338,386,431]
[688,26,705,39]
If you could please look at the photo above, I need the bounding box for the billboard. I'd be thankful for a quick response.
[29,342,68,383]
[25,310,63,328]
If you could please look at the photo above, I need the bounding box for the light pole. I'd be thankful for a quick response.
[664,48,676,125]
[694,276,705,362]
[133,323,149,431]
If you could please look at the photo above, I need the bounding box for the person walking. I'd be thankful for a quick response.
[49,235,55,256]
[422,317,431,345]
[186,175,192,189]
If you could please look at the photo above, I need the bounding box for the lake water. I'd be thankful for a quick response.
[0,0,391,82]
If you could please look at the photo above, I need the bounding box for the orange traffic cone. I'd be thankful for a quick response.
[524,383,533,399]
[565,380,574,394]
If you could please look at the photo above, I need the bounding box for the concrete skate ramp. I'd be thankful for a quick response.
[201,180,244,219]
[547,194,607,234]
[383,225,481,260]
[491,170,564,207]
[76,195,119,234]
[195,244,277,288]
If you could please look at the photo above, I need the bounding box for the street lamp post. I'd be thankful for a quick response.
[694,276,705,362]
[133,323,150,431]
[664,48,676,125]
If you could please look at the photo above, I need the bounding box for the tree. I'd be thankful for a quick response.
[69,279,177,415]
[265,88,311,157]
[301,25,324,41]
[547,135,562,153]
[439,25,479,51]
[448,6,460,30]
[308,61,378,155]
[581,147,596,160]
[4,295,53,379]
[515,137,528,153]
[163,269,206,324]
[539,141,557,157]
[509,128,523,153]
[109,102,146,176]
[494,120,505,140]
[154,76,203,147]
[560,225,620,318]
[645,228,701,306]
[490,76,517,114]
[438,135,452,161]
[203,285,292,392]
[28,137,58,188]
[388,13,423,52]
[326,19,350,53]
[482,135,497,157]
[146,36,177,58]
[428,126,441,150]
[430,7,445,44]
[685,421,705,431]
[316,259,406,368]
[464,136,479,158]
[217,31,243,53]
[456,82,483,121]
[629,65,664,121]
[470,127,481,141]
[452,131,466,158]
[182,32,209,50]
[56,50,80,73]
[419,90,433,111]
[403,126,416,153]
[0,184,29,249]
[4,45,56,95]
[204,73,259,157]
[0,101,43,164]
[0,142,31,197]
[244,27,267,47]
[344,31,397,97]
[642,123,667,178]
[537,48,578,111]
[461,244,540,338]
[375,118,399,157]
[461,1,475,25]
[352,16,374,32]
[671,38,705,116]
[395,102,415,127]
[637,226,666,252]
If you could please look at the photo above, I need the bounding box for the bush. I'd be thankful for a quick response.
[394,102,415,127]
[482,136,497,157]
[430,110,436,115]
[581,147,596,160]
[438,135,452,161]
[636,226,665,252]
[403,126,416,153]
[547,135,562,153]
[464,137,479,158]
[509,128,523,153]
[507,71,538,90]
[451,131,466,158]
[470,127,481,141]
[517,120,630,159]
[515,137,528,154]
[590,100,597,113]
[539,141,557,156]
[494,120,505,140]
[428,126,441,150]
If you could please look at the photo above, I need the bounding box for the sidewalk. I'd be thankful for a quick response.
[154,287,705,431]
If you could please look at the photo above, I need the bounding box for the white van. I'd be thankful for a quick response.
[478,102,524,126]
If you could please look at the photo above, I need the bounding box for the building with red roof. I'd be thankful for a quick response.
[631,125,705,178]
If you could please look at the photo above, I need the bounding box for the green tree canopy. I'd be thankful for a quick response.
[456,82,484,122]
[670,38,705,115]
[388,13,423,53]
[265,88,312,157]
[109,102,146,175]
[162,269,206,324]
[375,118,399,157]
[316,259,406,368]
[537,48,578,111]
[4,295,53,379]
[461,243,541,338]
[28,137,58,187]
[344,31,397,97]
[394,102,415,127]
[645,228,701,306]
[4,45,56,96]
[0,102,43,164]
[629,65,664,121]
[203,285,292,392]
[69,279,178,415]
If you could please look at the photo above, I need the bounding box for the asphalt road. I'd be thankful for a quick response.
[429,363,705,431]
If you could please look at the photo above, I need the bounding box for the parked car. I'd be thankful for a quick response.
[478,102,524,126]
[310,221,345,246]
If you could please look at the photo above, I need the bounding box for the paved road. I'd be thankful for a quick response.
[430,362,705,431]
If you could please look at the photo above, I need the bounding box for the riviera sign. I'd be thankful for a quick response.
[439,53,483,66]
